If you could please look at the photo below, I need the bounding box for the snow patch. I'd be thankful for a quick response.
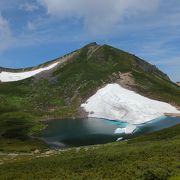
[116,137,123,141]
[125,124,137,134]
[0,61,59,82]
[81,83,179,124]
[114,124,136,135]
[114,128,125,134]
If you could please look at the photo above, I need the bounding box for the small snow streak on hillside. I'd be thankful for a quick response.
[0,62,59,82]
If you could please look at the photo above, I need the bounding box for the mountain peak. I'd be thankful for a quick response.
[84,42,98,47]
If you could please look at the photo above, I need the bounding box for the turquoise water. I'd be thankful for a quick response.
[103,119,128,127]
[37,116,180,148]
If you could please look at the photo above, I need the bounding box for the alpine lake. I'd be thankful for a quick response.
[36,116,180,148]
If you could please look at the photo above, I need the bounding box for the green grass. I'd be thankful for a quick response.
[0,138,47,153]
[0,125,180,179]
[132,70,180,104]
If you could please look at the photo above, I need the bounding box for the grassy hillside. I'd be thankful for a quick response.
[0,125,180,179]
[0,43,179,147]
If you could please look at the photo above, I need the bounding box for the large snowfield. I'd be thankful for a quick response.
[0,61,59,82]
[81,83,179,125]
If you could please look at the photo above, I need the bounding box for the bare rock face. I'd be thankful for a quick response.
[176,82,180,86]
[132,56,170,81]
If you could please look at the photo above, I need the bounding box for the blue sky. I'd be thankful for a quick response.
[0,0,179,81]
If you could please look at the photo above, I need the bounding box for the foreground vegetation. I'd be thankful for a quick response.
[0,125,180,179]
[0,138,47,153]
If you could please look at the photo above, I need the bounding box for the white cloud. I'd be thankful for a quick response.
[20,3,39,12]
[38,0,160,35]
[0,14,12,51]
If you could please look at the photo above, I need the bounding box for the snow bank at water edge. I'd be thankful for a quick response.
[0,62,59,82]
[81,83,180,124]
[114,124,137,134]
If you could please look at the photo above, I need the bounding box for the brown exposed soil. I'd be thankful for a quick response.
[164,113,180,117]
[116,72,136,88]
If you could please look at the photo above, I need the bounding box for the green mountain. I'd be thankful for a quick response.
[0,42,179,148]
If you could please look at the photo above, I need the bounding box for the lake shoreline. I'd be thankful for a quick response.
[35,116,180,149]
